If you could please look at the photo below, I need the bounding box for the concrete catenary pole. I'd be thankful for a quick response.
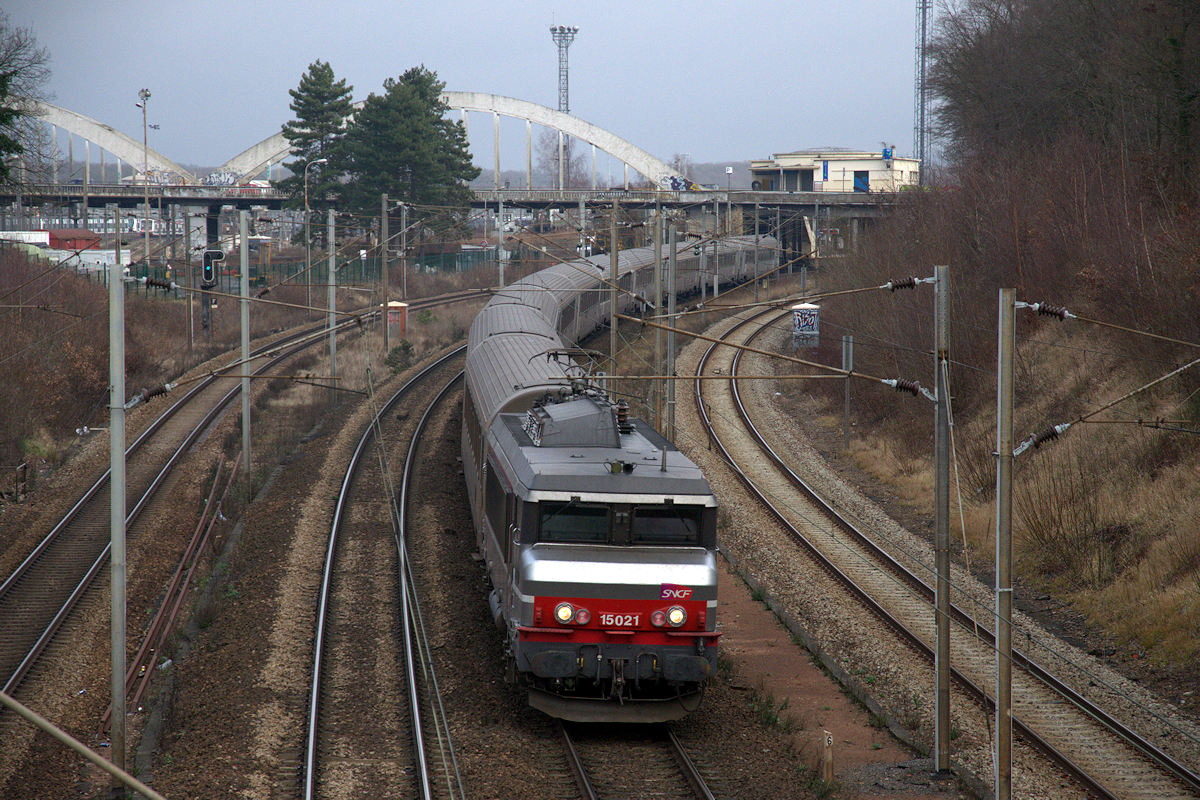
[934,264,951,773]
[138,88,151,271]
[667,222,678,441]
[494,112,501,191]
[994,288,1015,800]
[328,209,337,409]
[401,203,408,301]
[754,201,760,303]
[498,194,505,287]
[610,201,619,374]
[654,208,663,429]
[843,335,854,450]
[184,209,193,351]
[558,131,565,191]
[381,193,389,356]
[108,220,127,793]
[83,143,89,235]
[240,211,252,493]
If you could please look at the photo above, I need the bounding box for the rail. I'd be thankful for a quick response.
[696,307,1200,799]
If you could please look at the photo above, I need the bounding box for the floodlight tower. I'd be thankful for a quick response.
[550,24,579,191]
[550,24,579,113]
[914,0,931,184]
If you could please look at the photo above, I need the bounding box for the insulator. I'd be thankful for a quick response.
[1037,304,1069,320]
[888,276,917,292]
[1031,426,1060,448]
[893,379,920,395]
[255,287,271,298]
[146,277,171,290]
[144,384,168,400]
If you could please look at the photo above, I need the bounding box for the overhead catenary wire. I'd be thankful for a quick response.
[618,311,936,400]
[695,340,1200,755]
[1014,351,1200,455]
[1017,300,1200,350]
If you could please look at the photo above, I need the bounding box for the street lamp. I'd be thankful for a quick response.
[136,88,151,269]
[304,157,328,319]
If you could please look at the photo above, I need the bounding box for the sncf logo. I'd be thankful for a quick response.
[660,583,693,600]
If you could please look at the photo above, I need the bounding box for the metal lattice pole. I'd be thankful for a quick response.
[550,25,578,189]
[914,0,931,182]
[550,25,579,113]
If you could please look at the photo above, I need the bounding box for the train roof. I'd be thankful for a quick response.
[466,234,778,425]
[489,396,715,503]
[466,328,572,423]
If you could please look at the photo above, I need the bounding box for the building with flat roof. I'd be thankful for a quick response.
[749,148,919,193]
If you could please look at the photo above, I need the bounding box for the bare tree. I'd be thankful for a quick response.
[928,0,1199,194]
[0,12,51,184]
[535,128,588,188]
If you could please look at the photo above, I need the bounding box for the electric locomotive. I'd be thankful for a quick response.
[462,235,775,722]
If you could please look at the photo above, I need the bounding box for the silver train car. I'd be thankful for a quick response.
[461,233,777,722]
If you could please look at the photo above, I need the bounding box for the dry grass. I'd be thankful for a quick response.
[0,245,488,470]
[788,156,1200,668]
[848,432,934,511]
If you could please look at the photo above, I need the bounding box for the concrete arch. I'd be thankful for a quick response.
[444,92,677,186]
[217,92,682,187]
[34,101,196,182]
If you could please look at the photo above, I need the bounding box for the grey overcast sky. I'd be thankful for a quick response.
[12,1,918,171]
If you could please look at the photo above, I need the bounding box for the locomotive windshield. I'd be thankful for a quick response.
[631,504,703,545]
[537,501,709,546]
[539,501,610,543]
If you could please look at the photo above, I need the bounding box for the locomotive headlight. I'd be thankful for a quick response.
[651,610,667,627]
[554,602,575,624]
[574,607,591,625]
[667,606,687,627]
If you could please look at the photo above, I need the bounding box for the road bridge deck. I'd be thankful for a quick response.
[1,184,895,216]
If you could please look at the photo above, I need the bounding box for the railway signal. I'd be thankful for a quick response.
[201,249,223,288]
[201,249,223,333]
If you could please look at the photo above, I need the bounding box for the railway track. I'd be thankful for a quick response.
[557,721,715,800]
[301,347,466,800]
[0,291,486,767]
[695,307,1200,799]
[0,320,345,699]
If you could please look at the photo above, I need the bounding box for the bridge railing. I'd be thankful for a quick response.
[7,183,286,202]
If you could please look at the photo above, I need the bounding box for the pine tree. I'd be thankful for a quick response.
[275,60,353,218]
[337,66,479,225]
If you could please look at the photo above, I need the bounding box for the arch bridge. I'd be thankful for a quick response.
[29,93,687,191]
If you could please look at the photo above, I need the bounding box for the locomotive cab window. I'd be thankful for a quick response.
[538,501,610,543]
[631,504,703,545]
